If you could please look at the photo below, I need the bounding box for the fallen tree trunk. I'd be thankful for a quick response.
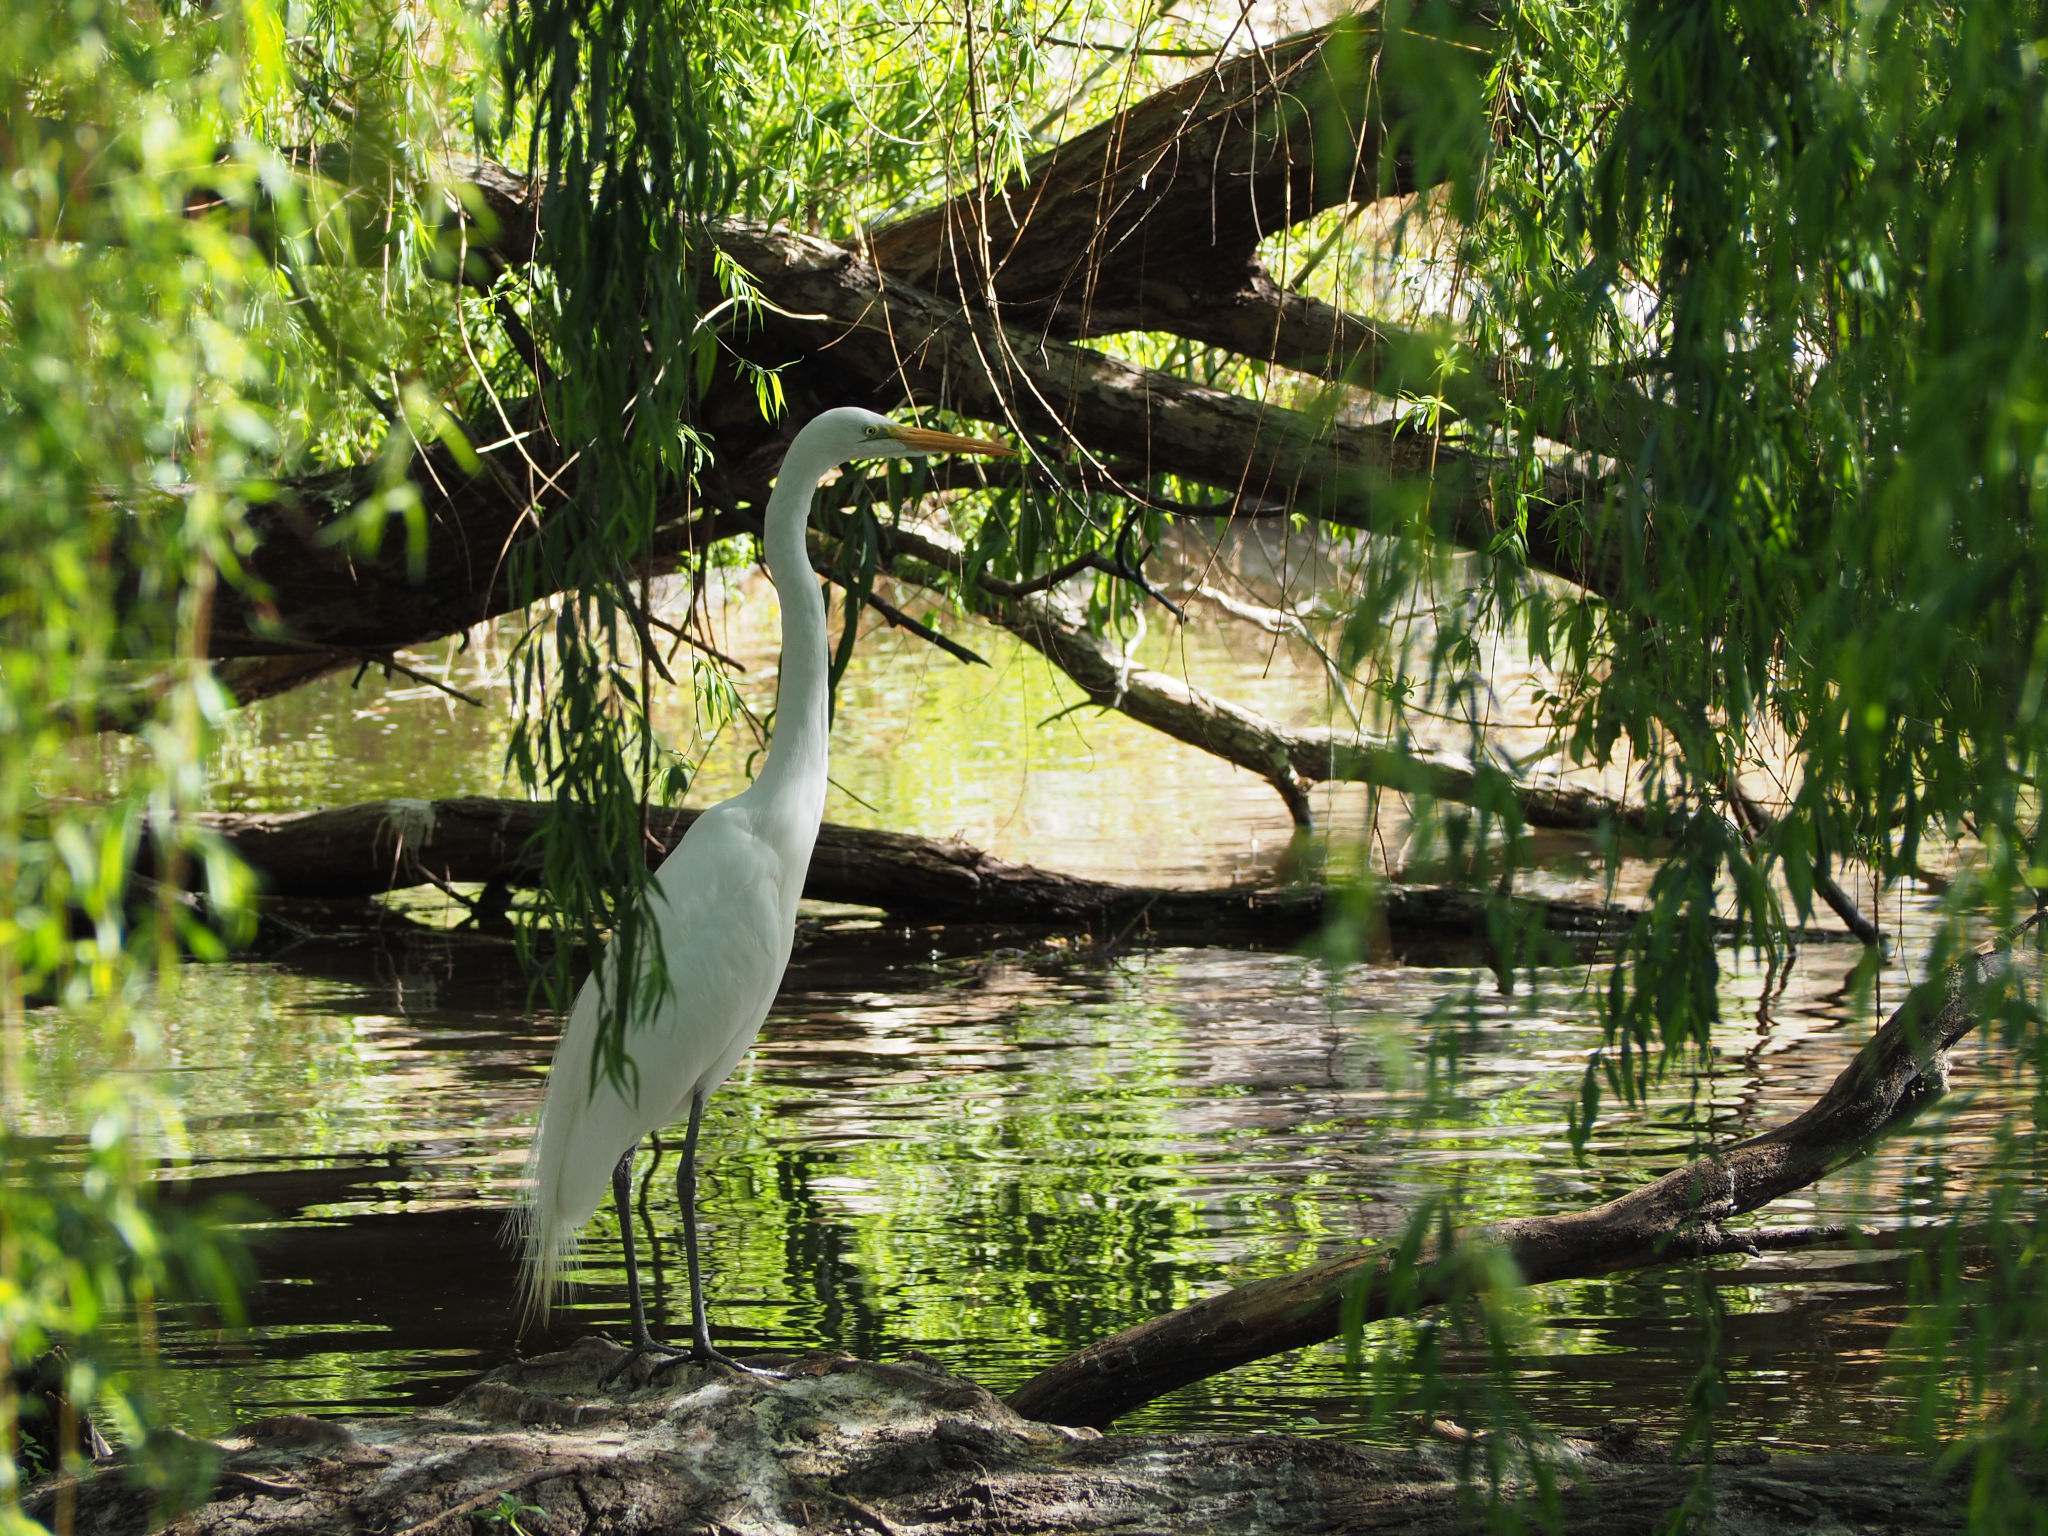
[1004,915,2039,1428]
[186,11,1620,673]
[713,221,1611,596]
[195,795,1661,947]
[106,17,1641,838]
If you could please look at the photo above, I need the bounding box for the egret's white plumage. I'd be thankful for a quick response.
[513,407,1010,1357]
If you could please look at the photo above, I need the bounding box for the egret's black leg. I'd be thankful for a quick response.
[598,1143,681,1386]
[637,1131,668,1303]
[678,1091,777,1375]
[613,1146,659,1350]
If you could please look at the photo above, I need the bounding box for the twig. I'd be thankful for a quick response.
[494,294,555,387]
[849,585,988,667]
[220,1470,305,1499]
[363,653,490,710]
[978,550,1122,599]
[1040,35,1221,57]
[733,507,987,667]
[281,262,397,424]
[396,1462,597,1536]
[646,611,749,674]
[819,1491,911,1536]
[1110,503,1186,621]
[1730,786,1883,947]
[1096,893,1161,958]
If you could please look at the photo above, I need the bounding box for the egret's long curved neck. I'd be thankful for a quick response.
[748,430,837,826]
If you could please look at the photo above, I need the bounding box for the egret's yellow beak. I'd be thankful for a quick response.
[887,424,1013,456]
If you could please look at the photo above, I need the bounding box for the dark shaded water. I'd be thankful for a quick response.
[24,901,2007,1451]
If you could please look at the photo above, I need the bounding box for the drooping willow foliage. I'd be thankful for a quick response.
[1448,0,2048,1503]
[486,0,1226,1091]
[10,0,2048,1525]
[0,1,279,1523]
[1462,0,2048,1061]
[0,0,1275,1515]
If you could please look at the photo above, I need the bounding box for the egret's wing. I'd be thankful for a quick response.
[639,805,794,1111]
[514,803,797,1319]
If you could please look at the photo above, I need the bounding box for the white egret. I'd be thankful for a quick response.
[514,407,1011,1370]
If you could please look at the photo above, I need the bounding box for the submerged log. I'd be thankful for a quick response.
[1006,916,2040,1428]
[30,1340,1969,1536]
[195,794,1686,947]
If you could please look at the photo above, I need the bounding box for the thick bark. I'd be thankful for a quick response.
[169,8,1628,669]
[856,1,1663,462]
[197,795,1653,948]
[193,7,1614,663]
[715,222,1612,596]
[196,213,1607,665]
[864,10,1435,326]
[1006,917,2038,1428]
[199,431,756,661]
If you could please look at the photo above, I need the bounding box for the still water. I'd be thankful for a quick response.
[35,536,2030,1448]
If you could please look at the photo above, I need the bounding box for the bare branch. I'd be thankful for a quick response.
[1731,784,1884,948]
[835,518,1651,834]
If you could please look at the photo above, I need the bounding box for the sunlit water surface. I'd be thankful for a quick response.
[22,919,2018,1449]
[33,529,2037,1448]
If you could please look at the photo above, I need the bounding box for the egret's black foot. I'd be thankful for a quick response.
[598,1336,684,1389]
[689,1341,785,1379]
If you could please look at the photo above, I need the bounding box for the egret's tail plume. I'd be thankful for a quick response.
[508,1141,580,1330]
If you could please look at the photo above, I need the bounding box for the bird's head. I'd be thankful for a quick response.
[801,406,1013,466]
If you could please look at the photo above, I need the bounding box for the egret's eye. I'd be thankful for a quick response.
[864,424,883,438]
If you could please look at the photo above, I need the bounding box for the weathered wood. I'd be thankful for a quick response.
[795,518,1647,833]
[192,218,1598,665]
[855,7,1671,461]
[124,21,1635,839]
[188,8,1614,674]
[865,11,1432,324]
[28,1340,1975,1536]
[981,580,1646,832]
[716,221,1609,594]
[1005,917,2038,1428]
[140,26,1635,838]
[194,796,1661,946]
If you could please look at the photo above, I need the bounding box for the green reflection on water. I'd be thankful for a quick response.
[15,928,1997,1449]
[93,565,1405,886]
[34,554,2014,1447]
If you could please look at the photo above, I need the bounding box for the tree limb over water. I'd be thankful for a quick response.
[1005,916,2041,1428]
[196,795,1670,948]
[79,10,1657,842]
